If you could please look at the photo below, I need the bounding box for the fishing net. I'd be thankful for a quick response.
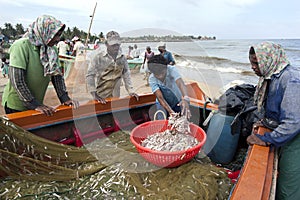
[0,117,104,181]
[0,117,233,199]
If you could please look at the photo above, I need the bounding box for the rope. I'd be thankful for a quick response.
[153,110,167,121]
[203,100,211,120]
[202,110,216,127]
[269,148,279,200]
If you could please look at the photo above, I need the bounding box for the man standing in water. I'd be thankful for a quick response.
[157,42,175,65]
[246,41,300,200]
[86,31,139,103]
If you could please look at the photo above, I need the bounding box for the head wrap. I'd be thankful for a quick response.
[252,41,290,111]
[25,15,65,76]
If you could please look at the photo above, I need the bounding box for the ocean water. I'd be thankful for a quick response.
[123,39,300,92]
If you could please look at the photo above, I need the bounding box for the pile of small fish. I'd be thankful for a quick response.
[168,113,191,134]
[141,113,199,152]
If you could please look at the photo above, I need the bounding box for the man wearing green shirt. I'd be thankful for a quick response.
[2,15,79,116]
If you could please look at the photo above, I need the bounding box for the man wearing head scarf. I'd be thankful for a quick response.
[2,15,79,116]
[86,31,139,103]
[246,41,300,200]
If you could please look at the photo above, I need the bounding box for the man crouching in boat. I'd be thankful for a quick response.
[246,41,300,200]
[147,55,191,119]
[86,31,139,103]
[2,15,79,116]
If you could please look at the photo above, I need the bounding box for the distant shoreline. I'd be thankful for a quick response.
[121,39,216,43]
[121,36,216,43]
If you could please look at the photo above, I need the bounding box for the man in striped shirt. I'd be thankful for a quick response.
[2,15,79,116]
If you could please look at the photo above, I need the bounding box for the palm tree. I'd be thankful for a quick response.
[3,23,17,39]
[72,27,81,38]
[15,23,25,37]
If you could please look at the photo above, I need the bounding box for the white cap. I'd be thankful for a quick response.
[72,36,79,41]
[157,41,166,49]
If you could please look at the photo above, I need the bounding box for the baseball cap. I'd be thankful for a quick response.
[157,41,166,49]
[72,36,79,41]
[106,31,121,45]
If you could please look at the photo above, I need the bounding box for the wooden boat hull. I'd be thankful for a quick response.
[3,82,213,144]
[1,81,275,200]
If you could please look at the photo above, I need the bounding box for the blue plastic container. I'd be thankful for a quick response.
[203,112,240,164]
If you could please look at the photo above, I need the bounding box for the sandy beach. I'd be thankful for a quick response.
[0,57,221,116]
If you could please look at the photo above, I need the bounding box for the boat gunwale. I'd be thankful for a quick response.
[229,126,275,200]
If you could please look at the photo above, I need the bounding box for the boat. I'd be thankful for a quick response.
[0,55,275,199]
[60,51,143,71]
[0,84,275,199]
[127,57,144,69]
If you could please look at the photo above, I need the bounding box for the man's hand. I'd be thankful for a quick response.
[91,91,107,104]
[63,99,80,109]
[252,120,264,134]
[129,92,139,101]
[179,96,191,119]
[35,105,56,116]
[179,100,191,119]
[247,134,270,147]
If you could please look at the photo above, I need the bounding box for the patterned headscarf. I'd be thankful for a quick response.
[25,15,65,76]
[252,41,290,111]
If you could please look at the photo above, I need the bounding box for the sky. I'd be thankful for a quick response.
[0,0,299,39]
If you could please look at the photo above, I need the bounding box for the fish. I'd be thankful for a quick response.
[141,114,198,152]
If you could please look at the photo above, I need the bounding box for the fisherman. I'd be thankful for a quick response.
[131,44,141,58]
[157,42,175,65]
[86,30,139,103]
[148,55,190,119]
[246,41,300,200]
[71,36,85,56]
[1,15,79,116]
[141,46,155,86]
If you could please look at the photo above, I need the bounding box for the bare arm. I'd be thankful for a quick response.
[176,78,191,118]
[176,78,188,97]
[154,89,174,115]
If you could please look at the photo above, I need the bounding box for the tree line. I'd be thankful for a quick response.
[1,22,216,46]
[0,22,104,44]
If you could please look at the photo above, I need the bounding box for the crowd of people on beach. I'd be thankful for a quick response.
[1,14,300,200]
[55,35,86,57]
